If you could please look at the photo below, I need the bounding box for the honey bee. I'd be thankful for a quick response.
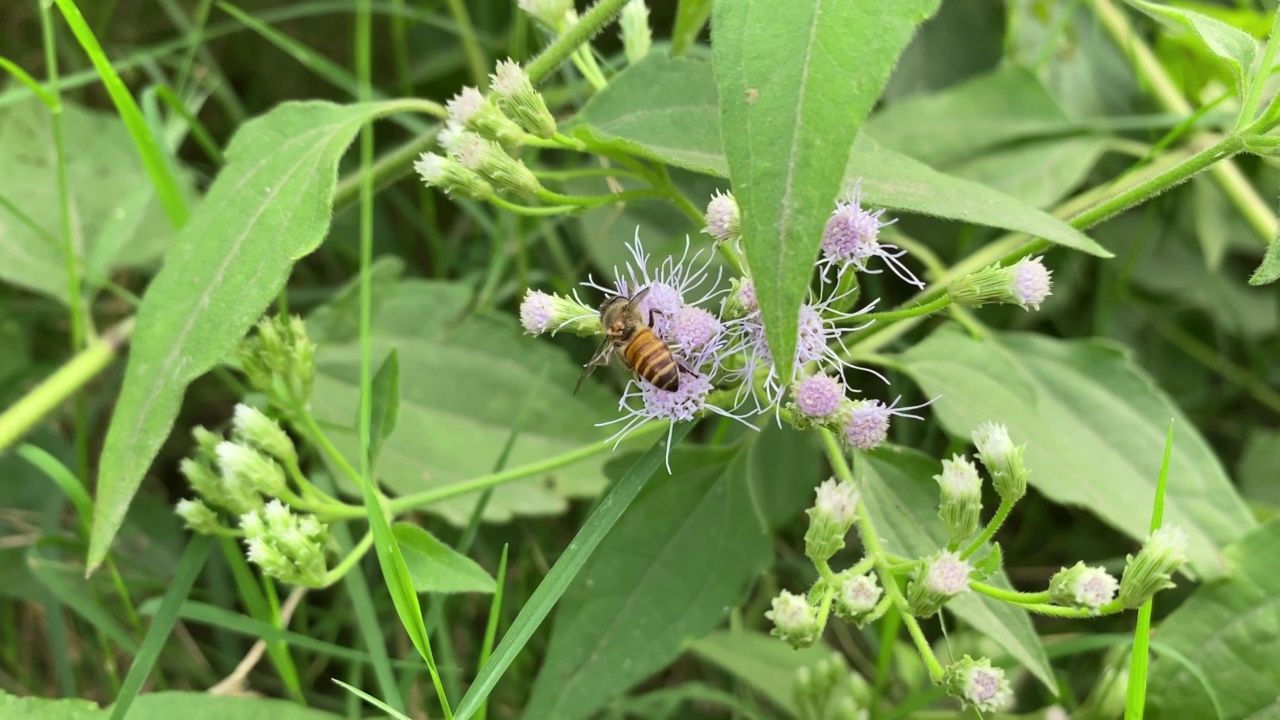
[574,287,680,395]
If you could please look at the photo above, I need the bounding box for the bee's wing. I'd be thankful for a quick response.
[574,338,615,395]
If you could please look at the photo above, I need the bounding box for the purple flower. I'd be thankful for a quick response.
[520,290,556,333]
[793,374,845,419]
[820,181,923,288]
[1011,255,1052,310]
[702,190,741,244]
[842,396,934,451]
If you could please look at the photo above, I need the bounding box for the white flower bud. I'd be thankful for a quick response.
[450,131,542,196]
[490,59,557,139]
[414,151,495,200]
[971,422,1027,502]
[232,404,297,465]
[446,86,526,146]
[943,655,1013,713]
[216,441,287,498]
[618,0,652,64]
[241,500,329,587]
[517,0,571,28]
[766,590,823,649]
[519,290,600,336]
[834,573,882,623]
[947,255,1053,311]
[804,479,860,563]
[175,498,220,534]
[1120,526,1190,608]
[935,454,982,543]
[1049,561,1119,610]
[907,551,971,616]
[703,190,741,244]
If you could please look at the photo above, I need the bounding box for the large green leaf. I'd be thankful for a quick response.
[573,55,1107,257]
[1147,519,1280,720]
[521,444,771,720]
[945,137,1109,209]
[712,0,941,384]
[1128,0,1258,97]
[898,324,1256,578]
[689,631,834,718]
[0,98,188,302]
[89,100,404,570]
[309,280,620,524]
[861,445,1056,692]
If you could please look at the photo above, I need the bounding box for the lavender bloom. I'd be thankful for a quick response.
[820,181,923,288]
[702,190,741,244]
[1011,255,1053,310]
[793,374,845,420]
[842,396,935,451]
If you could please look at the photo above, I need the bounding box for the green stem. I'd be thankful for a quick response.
[443,0,488,90]
[0,319,134,454]
[297,414,363,487]
[489,197,578,216]
[1237,7,1280,130]
[320,530,375,587]
[960,497,1015,561]
[968,581,1051,606]
[1019,601,1125,618]
[819,430,944,683]
[536,187,665,207]
[859,295,951,324]
[525,0,631,84]
[388,421,669,513]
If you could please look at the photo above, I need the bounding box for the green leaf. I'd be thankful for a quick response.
[89,100,407,571]
[112,692,344,719]
[309,281,622,524]
[862,445,1056,692]
[898,324,1256,578]
[573,55,1108,257]
[970,543,1004,583]
[394,523,496,595]
[0,98,187,302]
[521,444,770,720]
[1128,0,1258,97]
[945,137,1109,209]
[452,423,695,720]
[689,631,833,718]
[866,65,1075,166]
[712,0,941,384]
[1147,519,1280,719]
[368,348,400,465]
[1249,231,1280,285]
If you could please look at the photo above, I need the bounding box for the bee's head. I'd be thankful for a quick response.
[599,295,629,326]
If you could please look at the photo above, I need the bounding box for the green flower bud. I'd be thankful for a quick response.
[446,86,525,146]
[766,590,822,649]
[242,500,329,586]
[232,404,297,466]
[414,151,495,200]
[175,498,220,535]
[1119,526,1189,608]
[834,572,882,624]
[943,655,1013,713]
[906,551,971,617]
[947,255,1053,311]
[490,59,557,139]
[618,0,652,64]
[179,457,233,510]
[519,289,601,336]
[1049,561,1119,611]
[216,441,286,498]
[935,454,982,544]
[238,315,316,414]
[971,422,1027,502]
[517,0,571,28]
[803,478,860,563]
[720,277,758,320]
[192,425,222,462]
[450,130,541,196]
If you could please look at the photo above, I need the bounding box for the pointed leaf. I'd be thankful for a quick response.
[367,348,399,464]
[1249,231,1280,285]
[394,523,495,595]
[712,0,942,383]
[521,444,770,720]
[898,324,1256,577]
[89,100,410,570]
[1128,0,1258,96]
[573,55,1108,257]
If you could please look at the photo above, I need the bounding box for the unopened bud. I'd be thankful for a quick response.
[415,151,495,200]
[834,572,882,623]
[703,190,741,245]
[803,479,860,563]
[766,590,822,649]
[179,457,235,511]
[935,454,982,543]
[175,498,220,534]
[232,404,297,465]
[242,500,329,587]
[948,256,1053,311]
[1119,526,1189,608]
[971,422,1027,502]
[490,59,557,139]
[192,425,221,462]
[446,87,526,146]
[618,0,652,64]
[451,131,541,196]
[720,277,758,320]
[906,551,971,616]
[943,655,1013,713]
[517,0,571,28]
[217,441,287,498]
[1049,561,1119,611]
[519,290,600,336]
[238,316,315,414]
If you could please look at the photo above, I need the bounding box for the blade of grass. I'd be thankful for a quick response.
[333,678,413,720]
[476,544,509,720]
[330,515,406,711]
[1124,421,1175,720]
[0,56,57,106]
[157,0,248,124]
[152,84,225,165]
[52,0,189,228]
[17,444,93,531]
[444,0,489,88]
[452,421,695,720]
[108,535,212,719]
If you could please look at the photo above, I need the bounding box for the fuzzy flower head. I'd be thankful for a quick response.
[1011,256,1053,309]
[948,255,1054,311]
[935,454,982,543]
[519,290,598,336]
[820,181,922,288]
[618,0,653,64]
[1120,525,1190,608]
[804,478,861,561]
[414,152,494,200]
[241,500,329,587]
[835,573,883,623]
[842,396,934,451]
[490,59,557,139]
[445,86,524,147]
[517,0,572,27]
[1050,561,1119,610]
[766,590,822,649]
[175,498,219,534]
[944,656,1014,713]
[792,373,845,420]
[972,422,1027,501]
[703,190,741,244]
[907,551,972,616]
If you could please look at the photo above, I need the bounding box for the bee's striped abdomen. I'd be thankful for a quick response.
[623,328,679,391]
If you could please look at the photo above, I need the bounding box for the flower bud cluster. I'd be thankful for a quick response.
[417,59,556,199]
[793,653,870,720]
[176,404,300,520]
[238,315,315,415]
[242,500,330,587]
